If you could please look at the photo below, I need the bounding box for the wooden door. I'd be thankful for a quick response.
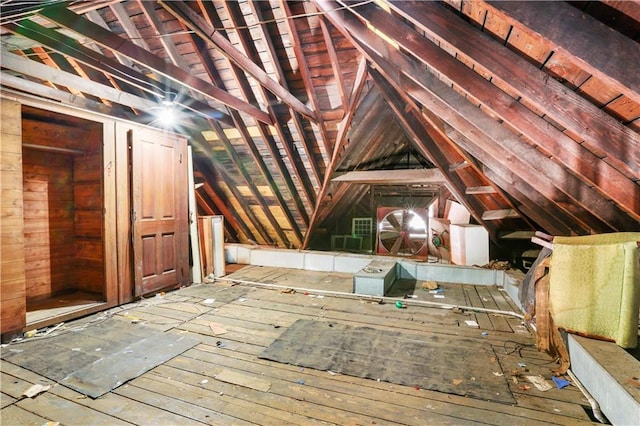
[130,128,188,296]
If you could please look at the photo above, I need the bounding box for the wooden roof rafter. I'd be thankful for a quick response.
[158,0,313,122]
[279,0,333,163]
[440,121,578,235]
[0,68,140,121]
[109,2,149,51]
[183,0,322,195]
[337,0,638,233]
[135,0,288,243]
[207,119,292,248]
[349,1,640,225]
[0,0,118,25]
[386,1,640,208]
[486,1,640,108]
[369,68,504,238]
[0,50,153,116]
[302,56,369,249]
[27,47,76,95]
[193,0,304,247]
[405,72,618,234]
[137,0,189,70]
[247,0,320,207]
[317,181,371,227]
[333,91,389,171]
[192,160,251,243]
[319,16,348,112]
[38,4,272,125]
[192,180,241,242]
[174,22,292,246]
[219,0,310,233]
[84,8,137,70]
[4,17,237,127]
[192,134,277,246]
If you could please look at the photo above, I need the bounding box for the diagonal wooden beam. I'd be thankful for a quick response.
[158,0,314,121]
[192,158,254,243]
[137,0,189,70]
[369,69,503,237]
[439,119,578,235]
[85,9,137,69]
[487,1,640,106]
[109,2,150,51]
[246,0,320,208]
[338,0,639,232]
[192,136,274,246]
[403,71,627,233]
[279,0,332,161]
[351,1,640,223]
[302,56,369,249]
[316,182,371,229]
[26,47,81,97]
[1,50,157,112]
[37,5,272,125]
[4,19,235,127]
[333,91,388,171]
[192,170,242,242]
[0,0,117,25]
[194,187,242,243]
[0,71,140,121]
[319,16,348,111]
[387,1,639,189]
[216,1,308,242]
[207,120,290,247]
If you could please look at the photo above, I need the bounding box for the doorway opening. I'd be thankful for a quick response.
[22,106,106,327]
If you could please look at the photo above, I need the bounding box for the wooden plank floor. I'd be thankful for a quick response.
[1,266,599,425]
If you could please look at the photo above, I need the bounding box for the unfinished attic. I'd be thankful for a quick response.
[1,0,639,424]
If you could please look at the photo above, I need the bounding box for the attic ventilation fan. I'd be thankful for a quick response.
[376,207,428,256]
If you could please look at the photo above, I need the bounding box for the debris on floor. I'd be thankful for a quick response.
[22,383,51,398]
[209,322,228,335]
[526,375,554,391]
[214,369,271,392]
[552,376,570,389]
[476,260,512,270]
[421,280,439,290]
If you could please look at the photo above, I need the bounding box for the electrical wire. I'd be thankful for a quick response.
[215,275,526,319]
[7,20,169,95]
[203,0,375,32]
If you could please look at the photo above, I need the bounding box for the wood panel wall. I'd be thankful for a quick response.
[22,148,75,301]
[74,150,104,295]
[0,99,26,337]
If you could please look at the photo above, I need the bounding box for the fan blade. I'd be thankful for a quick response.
[387,212,402,231]
[390,234,404,254]
[401,210,410,231]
